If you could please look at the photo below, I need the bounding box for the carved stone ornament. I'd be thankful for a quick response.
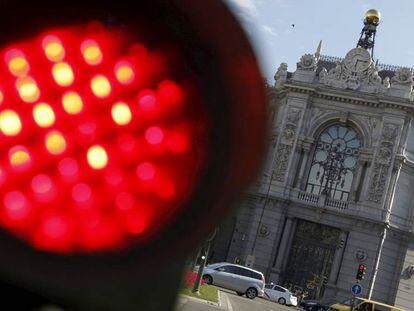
[319,67,328,83]
[408,265,414,278]
[319,48,389,94]
[367,123,399,203]
[273,144,292,182]
[382,124,398,142]
[391,67,413,85]
[259,224,270,237]
[355,249,368,262]
[274,62,288,88]
[297,53,317,71]
[273,107,302,182]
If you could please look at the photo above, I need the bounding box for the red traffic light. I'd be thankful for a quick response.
[0,1,266,309]
[356,264,366,280]
[0,22,207,254]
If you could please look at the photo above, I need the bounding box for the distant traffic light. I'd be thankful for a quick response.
[356,264,366,280]
[323,276,328,285]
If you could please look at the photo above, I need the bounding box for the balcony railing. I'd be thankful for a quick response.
[294,189,349,211]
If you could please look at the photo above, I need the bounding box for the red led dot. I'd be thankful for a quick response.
[31,174,53,194]
[3,191,30,221]
[115,192,134,211]
[72,183,92,203]
[156,180,176,199]
[40,214,70,240]
[126,211,146,235]
[136,162,155,181]
[138,91,157,112]
[145,126,164,145]
[157,80,183,107]
[58,157,78,178]
[78,122,97,137]
[168,132,189,153]
[117,134,137,153]
[105,168,123,186]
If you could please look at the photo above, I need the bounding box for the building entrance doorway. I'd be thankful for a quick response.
[282,220,340,299]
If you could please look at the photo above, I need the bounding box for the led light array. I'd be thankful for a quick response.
[0,23,206,254]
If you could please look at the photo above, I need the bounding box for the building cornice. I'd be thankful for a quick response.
[282,82,414,113]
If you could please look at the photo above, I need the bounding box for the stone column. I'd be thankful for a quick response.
[269,217,297,283]
[349,160,365,201]
[295,149,308,188]
[296,142,312,190]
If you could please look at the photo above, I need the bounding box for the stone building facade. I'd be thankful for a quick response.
[211,43,414,310]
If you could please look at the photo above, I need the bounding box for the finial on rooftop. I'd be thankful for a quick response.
[315,40,322,60]
[357,9,381,58]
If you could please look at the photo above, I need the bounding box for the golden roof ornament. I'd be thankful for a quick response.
[364,9,381,26]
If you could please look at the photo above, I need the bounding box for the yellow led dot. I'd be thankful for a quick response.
[16,77,40,103]
[81,40,103,65]
[0,110,22,136]
[43,36,65,62]
[8,56,30,77]
[52,62,74,87]
[45,131,67,155]
[62,91,83,114]
[111,102,132,126]
[9,147,31,168]
[91,75,111,98]
[33,103,55,128]
[115,63,135,85]
[87,145,108,170]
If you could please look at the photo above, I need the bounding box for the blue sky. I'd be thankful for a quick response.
[225,0,414,82]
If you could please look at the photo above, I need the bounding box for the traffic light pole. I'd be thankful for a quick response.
[193,242,210,294]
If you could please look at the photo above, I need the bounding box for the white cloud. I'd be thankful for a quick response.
[260,24,278,37]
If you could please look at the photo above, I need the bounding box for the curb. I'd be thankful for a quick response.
[179,294,219,307]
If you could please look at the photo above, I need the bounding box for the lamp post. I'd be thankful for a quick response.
[192,229,217,295]
[319,146,347,197]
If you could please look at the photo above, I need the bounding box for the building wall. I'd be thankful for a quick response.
[212,49,414,310]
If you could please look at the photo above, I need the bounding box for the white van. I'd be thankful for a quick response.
[200,262,265,299]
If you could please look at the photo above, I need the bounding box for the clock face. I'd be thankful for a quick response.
[343,48,371,73]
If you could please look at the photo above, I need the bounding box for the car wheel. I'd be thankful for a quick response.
[278,297,286,305]
[245,287,258,299]
[203,275,213,285]
[236,292,244,296]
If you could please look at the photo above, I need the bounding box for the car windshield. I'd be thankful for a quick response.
[340,298,363,306]
[206,263,221,269]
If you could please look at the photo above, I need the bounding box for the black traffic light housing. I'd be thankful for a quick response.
[0,1,266,310]
[356,264,366,281]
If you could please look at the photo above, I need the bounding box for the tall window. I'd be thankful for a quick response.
[306,125,361,201]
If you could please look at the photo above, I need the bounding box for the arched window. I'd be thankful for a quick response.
[306,124,361,201]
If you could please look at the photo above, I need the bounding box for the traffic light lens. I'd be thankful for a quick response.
[0,22,207,254]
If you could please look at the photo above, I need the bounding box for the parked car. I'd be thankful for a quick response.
[300,300,328,311]
[329,297,406,311]
[196,262,265,299]
[264,283,298,306]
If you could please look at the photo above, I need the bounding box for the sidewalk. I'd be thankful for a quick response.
[175,290,233,311]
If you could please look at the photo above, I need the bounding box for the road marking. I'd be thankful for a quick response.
[219,291,233,311]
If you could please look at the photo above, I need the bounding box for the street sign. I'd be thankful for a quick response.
[351,284,362,295]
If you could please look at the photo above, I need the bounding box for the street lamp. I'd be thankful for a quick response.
[318,145,347,197]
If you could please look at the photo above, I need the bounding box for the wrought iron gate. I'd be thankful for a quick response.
[282,220,340,299]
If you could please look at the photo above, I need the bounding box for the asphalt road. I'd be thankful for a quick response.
[176,287,300,311]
